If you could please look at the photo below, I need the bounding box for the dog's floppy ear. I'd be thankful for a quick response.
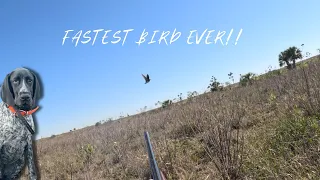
[31,71,41,107]
[1,73,15,107]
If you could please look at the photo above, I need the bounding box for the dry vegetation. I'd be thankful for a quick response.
[21,55,320,180]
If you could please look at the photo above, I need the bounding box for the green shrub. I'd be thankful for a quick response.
[244,116,320,179]
[207,76,223,92]
[162,99,173,108]
[240,73,256,86]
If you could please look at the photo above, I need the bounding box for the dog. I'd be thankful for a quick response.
[0,67,41,180]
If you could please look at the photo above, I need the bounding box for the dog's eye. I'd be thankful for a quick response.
[27,79,33,83]
[13,79,19,83]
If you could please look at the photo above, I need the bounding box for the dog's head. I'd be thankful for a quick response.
[1,67,41,111]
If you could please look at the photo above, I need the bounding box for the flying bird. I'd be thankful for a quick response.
[142,74,150,84]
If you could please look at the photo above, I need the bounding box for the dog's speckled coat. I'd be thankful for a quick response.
[0,102,36,179]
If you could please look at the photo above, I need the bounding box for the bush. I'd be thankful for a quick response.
[208,76,223,92]
[187,91,199,99]
[162,99,173,108]
[240,72,256,86]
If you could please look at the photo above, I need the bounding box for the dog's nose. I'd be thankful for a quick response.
[20,94,31,101]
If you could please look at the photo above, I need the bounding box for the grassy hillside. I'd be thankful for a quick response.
[22,55,320,180]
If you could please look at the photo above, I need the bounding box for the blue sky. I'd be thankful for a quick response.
[0,1,319,139]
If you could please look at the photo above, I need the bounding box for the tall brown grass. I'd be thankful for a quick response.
[20,55,320,180]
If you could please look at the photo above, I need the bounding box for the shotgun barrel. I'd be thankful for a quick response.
[144,131,162,180]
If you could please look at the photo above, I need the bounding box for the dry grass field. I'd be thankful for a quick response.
[21,55,320,180]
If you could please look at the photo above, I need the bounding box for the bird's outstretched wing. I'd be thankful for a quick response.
[142,74,147,81]
[142,73,150,84]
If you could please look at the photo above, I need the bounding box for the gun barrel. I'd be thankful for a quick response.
[144,131,162,180]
